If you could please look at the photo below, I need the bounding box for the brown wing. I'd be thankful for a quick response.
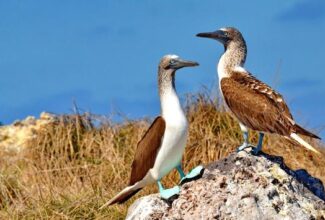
[221,73,293,136]
[231,71,293,121]
[129,116,166,185]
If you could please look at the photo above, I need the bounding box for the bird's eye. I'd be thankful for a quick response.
[170,59,176,65]
[224,32,229,37]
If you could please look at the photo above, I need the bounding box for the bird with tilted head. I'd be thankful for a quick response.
[100,55,204,209]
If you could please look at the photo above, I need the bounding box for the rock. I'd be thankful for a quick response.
[126,150,325,220]
[40,112,57,120]
[0,112,56,153]
[126,195,169,220]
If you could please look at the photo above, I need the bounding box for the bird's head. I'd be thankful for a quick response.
[159,55,199,72]
[196,27,245,50]
[158,55,198,89]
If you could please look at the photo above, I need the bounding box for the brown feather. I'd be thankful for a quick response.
[102,117,166,207]
[129,116,166,185]
[116,188,142,204]
[294,124,320,139]
[106,188,142,206]
[221,72,293,136]
[231,71,293,120]
[221,71,319,139]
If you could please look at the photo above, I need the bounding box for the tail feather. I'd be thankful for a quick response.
[294,124,321,139]
[290,133,320,154]
[99,185,142,209]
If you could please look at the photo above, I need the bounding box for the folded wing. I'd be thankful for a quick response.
[220,70,319,139]
[129,116,166,185]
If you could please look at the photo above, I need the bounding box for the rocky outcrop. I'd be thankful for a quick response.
[0,112,56,152]
[126,149,325,220]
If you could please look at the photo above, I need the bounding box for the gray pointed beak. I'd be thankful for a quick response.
[175,59,199,69]
[196,32,217,38]
[196,30,227,42]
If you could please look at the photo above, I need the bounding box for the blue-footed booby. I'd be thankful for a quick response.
[100,55,203,208]
[196,27,320,155]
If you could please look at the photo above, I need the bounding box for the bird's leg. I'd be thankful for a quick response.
[157,180,180,202]
[237,123,254,152]
[237,131,254,152]
[178,164,205,185]
[251,132,264,155]
[176,165,185,179]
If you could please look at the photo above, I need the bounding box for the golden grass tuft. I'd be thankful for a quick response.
[0,92,324,219]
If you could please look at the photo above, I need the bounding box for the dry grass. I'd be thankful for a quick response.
[0,92,324,219]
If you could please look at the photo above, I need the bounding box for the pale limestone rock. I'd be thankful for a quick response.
[126,150,325,220]
[0,112,56,152]
[126,195,168,220]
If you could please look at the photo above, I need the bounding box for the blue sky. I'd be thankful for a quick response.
[1,0,324,138]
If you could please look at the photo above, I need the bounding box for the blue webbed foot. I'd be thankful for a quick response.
[157,181,180,202]
[160,186,180,201]
[236,131,254,152]
[251,147,260,155]
[236,143,254,152]
[179,165,205,185]
[237,132,264,155]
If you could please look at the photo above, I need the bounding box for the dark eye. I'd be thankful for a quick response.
[224,32,229,37]
[170,59,176,65]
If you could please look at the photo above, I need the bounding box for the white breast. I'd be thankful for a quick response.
[149,88,188,180]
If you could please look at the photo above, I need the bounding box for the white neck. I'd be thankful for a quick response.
[217,53,230,83]
[160,86,186,124]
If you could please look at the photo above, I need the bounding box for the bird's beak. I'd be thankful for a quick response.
[196,30,227,42]
[174,59,199,69]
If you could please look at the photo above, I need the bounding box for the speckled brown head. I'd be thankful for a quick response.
[158,55,199,94]
[196,27,246,51]
[197,27,247,68]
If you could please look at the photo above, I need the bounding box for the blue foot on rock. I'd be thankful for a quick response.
[251,147,260,155]
[180,165,204,185]
[236,143,254,152]
[236,131,254,152]
[160,186,180,201]
[157,180,180,202]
